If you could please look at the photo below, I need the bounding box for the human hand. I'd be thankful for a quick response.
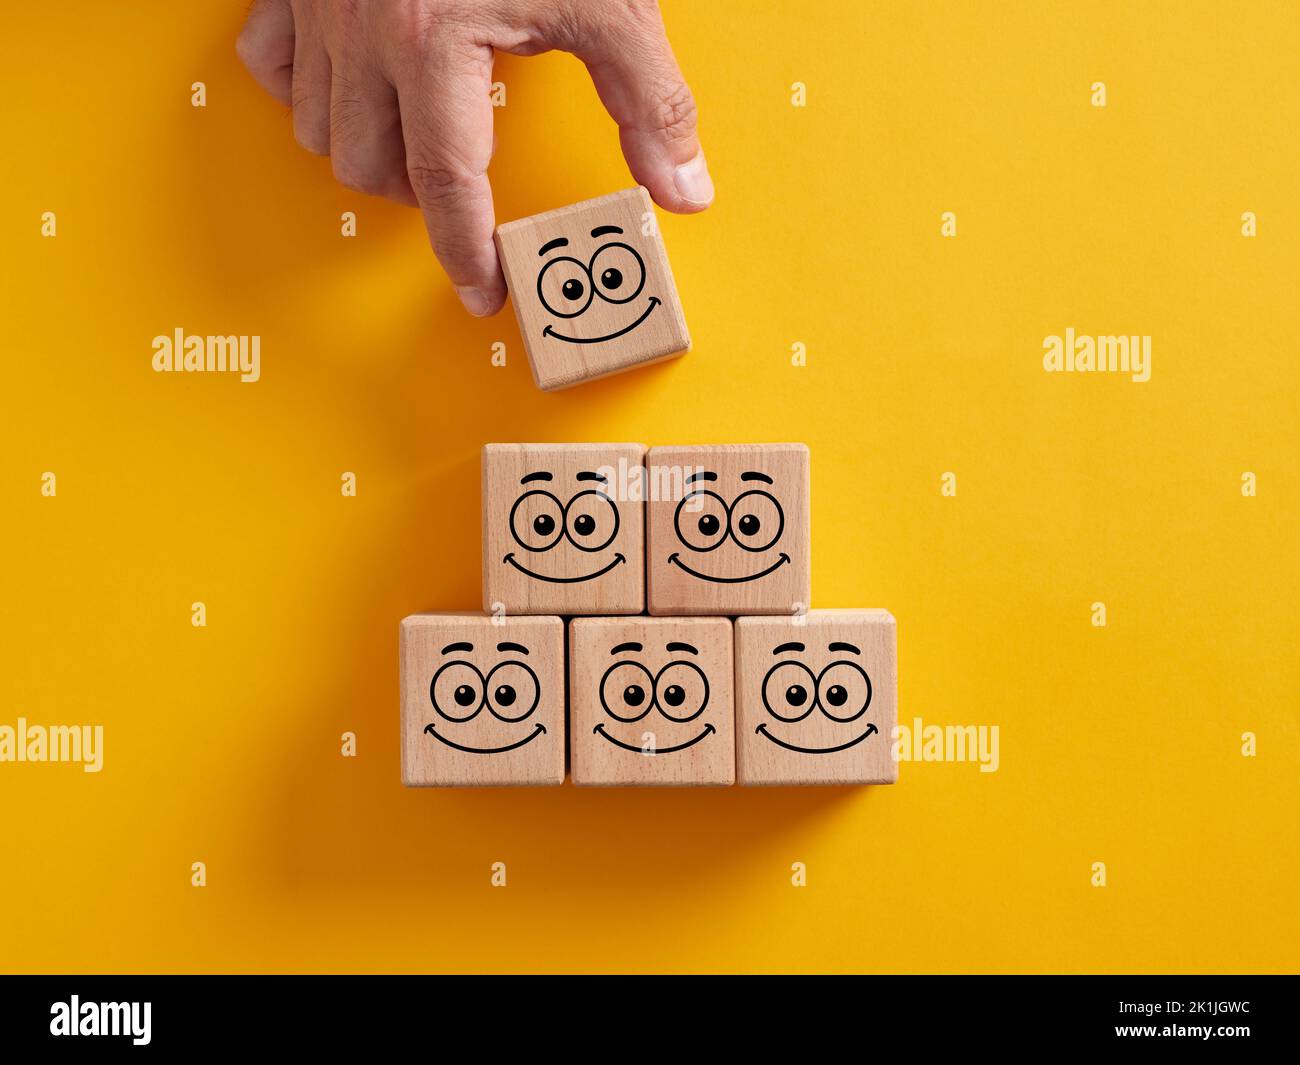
[237,0,712,316]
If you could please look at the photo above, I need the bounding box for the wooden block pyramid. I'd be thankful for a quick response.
[400,443,897,787]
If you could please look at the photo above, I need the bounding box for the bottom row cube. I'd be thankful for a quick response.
[399,611,897,787]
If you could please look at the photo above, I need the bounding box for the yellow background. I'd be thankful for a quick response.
[2,1,1297,973]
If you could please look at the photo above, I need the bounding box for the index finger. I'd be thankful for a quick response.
[394,42,504,317]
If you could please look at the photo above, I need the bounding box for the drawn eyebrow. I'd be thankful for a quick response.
[740,471,773,484]
[538,237,568,256]
[442,641,474,654]
[591,225,623,238]
[829,642,861,655]
[666,642,698,655]
[686,470,717,484]
[520,471,553,484]
[772,641,805,655]
[497,642,529,655]
[576,471,608,483]
[610,641,643,655]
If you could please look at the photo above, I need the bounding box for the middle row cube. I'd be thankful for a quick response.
[481,442,811,616]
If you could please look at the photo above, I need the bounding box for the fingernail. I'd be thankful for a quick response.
[673,151,714,208]
[456,286,492,317]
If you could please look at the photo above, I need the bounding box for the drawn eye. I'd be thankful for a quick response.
[564,489,620,552]
[730,490,783,552]
[484,662,540,722]
[588,242,646,305]
[654,661,709,723]
[599,660,655,723]
[537,256,593,318]
[430,661,485,722]
[508,490,565,552]
[761,660,817,723]
[673,490,728,552]
[816,661,872,722]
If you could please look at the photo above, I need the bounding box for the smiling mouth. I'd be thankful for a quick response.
[756,722,877,755]
[594,722,716,754]
[424,723,546,754]
[503,551,625,584]
[542,297,660,344]
[667,551,791,584]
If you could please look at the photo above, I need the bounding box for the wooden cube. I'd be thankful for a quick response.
[569,617,735,786]
[400,613,565,786]
[646,444,810,616]
[735,610,898,786]
[482,443,646,615]
[495,188,690,391]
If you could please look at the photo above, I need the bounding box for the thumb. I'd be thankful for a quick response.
[575,6,713,213]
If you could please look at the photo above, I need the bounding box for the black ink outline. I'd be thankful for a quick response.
[542,296,660,344]
[653,660,710,723]
[761,659,819,723]
[563,489,620,553]
[483,660,541,723]
[597,650,713,741]
[759,656,873,725]
[429,660,486,723]
[673,490,730,553]
[755,722,877,755]
[729,489,785,553]
[507,489,566,553]
[588,242,646,306]
[598,660,657,723]
[536,255,593,318]
[502,550,625,583]
[431,658,543,725]
[666,550,791,583]
[425,722,547,754]
[814,660,872,723]
[594,723,716,755]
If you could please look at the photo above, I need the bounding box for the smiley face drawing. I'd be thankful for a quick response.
[595,640,716,755]
[735,612,898,786]
[494,188,690,391]
[425,640,546,755]
[570,618,735,786]
[757,640,877,755]
[483,444,646,615]
[503,470,625,584]
[536,227,660,345]
[647,444,810,616]
[667,469,791,584]
[400,615,564,786]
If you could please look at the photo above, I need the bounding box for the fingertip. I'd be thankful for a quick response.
[456,284,507,318]
[669,149,714,212]
[623,135,714,214]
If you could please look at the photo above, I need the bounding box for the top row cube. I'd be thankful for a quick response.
[495,188,690,391]
[482,443,810,617]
